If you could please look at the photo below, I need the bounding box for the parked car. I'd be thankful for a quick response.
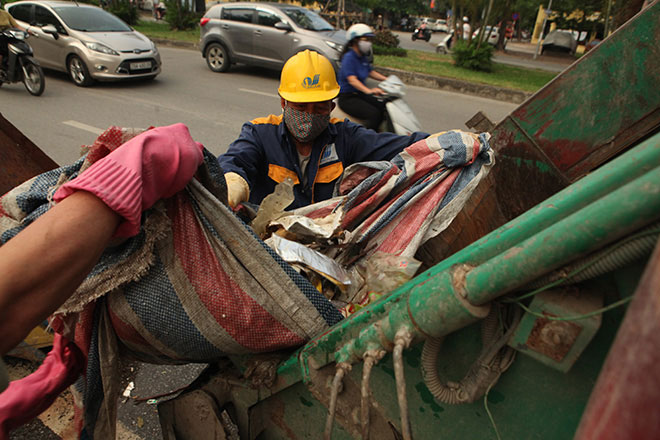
[5,1,161,87]
[472,26,501,46]
[434,18,449,33]
[199,2,347,73]
[423,17,436,31]
[542,29,578,55]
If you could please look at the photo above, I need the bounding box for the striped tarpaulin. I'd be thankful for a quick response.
[278,130,494,263]
[0,126,342,438]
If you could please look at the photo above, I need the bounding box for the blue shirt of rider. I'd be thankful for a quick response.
[338,50,372,94]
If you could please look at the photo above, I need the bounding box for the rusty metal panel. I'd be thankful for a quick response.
[499,2,660,182]
[415,171,508,268]
[490,117,571,220]
[0,112,58,196]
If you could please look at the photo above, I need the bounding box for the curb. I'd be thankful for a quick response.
[152,37,198,50]
[152,38,531,104]
[374,66,531,104]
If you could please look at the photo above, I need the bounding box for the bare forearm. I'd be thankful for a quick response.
[0,191,120,354]
[347,75,372,94]
[369,70,387,81]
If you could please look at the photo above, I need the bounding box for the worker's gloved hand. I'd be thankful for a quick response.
[224,172,250,209]
[54,123,204,237]
[0,333,84,436]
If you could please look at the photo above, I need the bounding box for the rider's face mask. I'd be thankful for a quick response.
[283,102,331,143]
[358,40,372,55]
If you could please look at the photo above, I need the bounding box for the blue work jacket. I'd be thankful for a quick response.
[218,115,429,210]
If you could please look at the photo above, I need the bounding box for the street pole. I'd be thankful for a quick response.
[533,0,553,59]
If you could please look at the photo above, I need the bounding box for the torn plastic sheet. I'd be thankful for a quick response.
[265,234,352,287]
[268,207,344,240]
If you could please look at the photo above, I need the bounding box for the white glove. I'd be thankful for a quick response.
[224,172,250,208]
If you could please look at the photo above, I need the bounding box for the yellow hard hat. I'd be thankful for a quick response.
[278,50,340,103]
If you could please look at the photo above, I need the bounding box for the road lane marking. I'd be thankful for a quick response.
[239,88,279,98]
[63,120,104,135]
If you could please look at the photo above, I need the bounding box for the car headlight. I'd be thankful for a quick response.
[325,40,344,52]
[84,41,119,56]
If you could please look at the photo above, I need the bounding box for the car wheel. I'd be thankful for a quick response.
[206,43,230,73]
[67,55,94,87]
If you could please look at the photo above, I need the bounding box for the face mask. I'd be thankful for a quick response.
[283,106,330,143]
[358,40,372,55]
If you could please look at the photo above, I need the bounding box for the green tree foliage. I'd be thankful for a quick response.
[106,0,139,25]
[164,0,199,30]
[452,39,494,71]
[373,29,407,56]
[509,0,636,36]
[323,0,430,19]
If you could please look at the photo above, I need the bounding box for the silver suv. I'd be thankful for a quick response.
[199,2,346,73]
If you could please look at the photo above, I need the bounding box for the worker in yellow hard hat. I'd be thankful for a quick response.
[219,50,428,210]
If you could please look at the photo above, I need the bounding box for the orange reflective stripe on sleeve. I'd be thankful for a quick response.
[315,162,344,183]
[268,164,300,185]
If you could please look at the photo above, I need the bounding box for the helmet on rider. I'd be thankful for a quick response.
[463,16,469,22]
[278,50,340,103]
[346,23,375,43]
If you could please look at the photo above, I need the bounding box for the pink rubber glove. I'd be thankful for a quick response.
[0,333,84,438]
[54,123,204,237]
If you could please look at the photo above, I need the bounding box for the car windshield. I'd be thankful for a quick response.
[280,7,333,31]
[53,6,132,32]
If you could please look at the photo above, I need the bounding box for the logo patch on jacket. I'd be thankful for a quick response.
[320,143,339,165]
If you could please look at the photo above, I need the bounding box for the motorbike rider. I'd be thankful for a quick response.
[218,50,429,210]
[0,8,33,69]
[462,16,472,40]
[420,19,428,34]
[153,0,166,20]
[336,23,388,131]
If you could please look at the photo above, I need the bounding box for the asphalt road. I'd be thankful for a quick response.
[1,45,517,166]
[2,45,517,440]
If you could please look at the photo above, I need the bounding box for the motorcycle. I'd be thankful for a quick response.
[333,75,423,136]
[435,30,455,54]
[0,29,45,96]
[411,26,432,42]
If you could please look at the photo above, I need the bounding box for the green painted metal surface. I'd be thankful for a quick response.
[466,165,660,304]
[272,131,660,390]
